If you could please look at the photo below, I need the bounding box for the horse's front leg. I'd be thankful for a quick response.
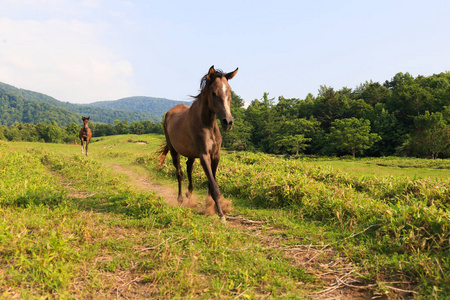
[171,151,184,205]
[211,152,220,180]
[85,140,89,156]
[200,154,224,218]
[80,139,84,155]
[185,158,195,199]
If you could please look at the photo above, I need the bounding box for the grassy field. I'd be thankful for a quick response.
[0,135,448,299]
[308,157,449,180]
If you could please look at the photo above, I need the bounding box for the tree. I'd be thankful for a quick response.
[130,121,145,134]
[328,118,381,158]
[406,111,450,159]
[221,92,252,150]
[275,118,319,154]
[66,122,80,140]
[245,93,279,152]
[113,120,129,135]
[364,104,405,156]
[356,81,391,106]
[386,72,434,126]
[276,134,311,155]
[0,125,6,140]
[47,121,64,143]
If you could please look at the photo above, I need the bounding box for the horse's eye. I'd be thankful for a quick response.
[212,91,217,97]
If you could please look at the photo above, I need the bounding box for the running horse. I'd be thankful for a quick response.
[158,66,238,219]
[79,116,92,156]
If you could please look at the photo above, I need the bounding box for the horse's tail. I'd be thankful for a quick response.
[156,142,169,170]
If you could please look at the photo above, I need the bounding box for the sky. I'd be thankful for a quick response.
[1,0,449,104]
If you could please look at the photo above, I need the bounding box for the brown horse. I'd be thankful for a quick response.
[79,116,92,156]
[158,65,238,219]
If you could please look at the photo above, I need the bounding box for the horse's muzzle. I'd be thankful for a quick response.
[221,118,234,131]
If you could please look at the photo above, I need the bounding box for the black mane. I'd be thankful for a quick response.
[192,69,227,102]
[199,68,226,90]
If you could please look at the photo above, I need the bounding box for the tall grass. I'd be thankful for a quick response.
[0,141,314,298]
[151,150,450,296]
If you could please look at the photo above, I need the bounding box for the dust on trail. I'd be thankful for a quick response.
[105,163,412,300]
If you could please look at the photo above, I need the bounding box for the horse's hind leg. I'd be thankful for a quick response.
[171,150,184,205]
[185,158,195,199]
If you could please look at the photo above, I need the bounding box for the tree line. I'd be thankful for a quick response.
[0,120,162,144]
[222,72,450,159]
[1,71,449,159]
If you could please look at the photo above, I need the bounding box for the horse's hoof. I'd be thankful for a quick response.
[220,216,227,225]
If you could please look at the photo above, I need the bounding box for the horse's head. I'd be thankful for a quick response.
[82,116,90,128]
[205,65,238,131]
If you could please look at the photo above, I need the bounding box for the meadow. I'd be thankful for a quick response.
[0,134,448,299]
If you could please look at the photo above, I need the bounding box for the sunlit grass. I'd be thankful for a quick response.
[1,135,449,298]
[0,138,315,298]
[309,157,449,180]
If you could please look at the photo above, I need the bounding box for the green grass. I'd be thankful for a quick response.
[1,135,449,298]
[151,144,450,298]
[0,138,314,298]
[307,157,449,180]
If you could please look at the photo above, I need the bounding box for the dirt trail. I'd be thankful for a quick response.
[105,163,409,300]
[109,163,180,207]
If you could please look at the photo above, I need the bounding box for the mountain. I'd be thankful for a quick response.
[87,96,191,117]
[0,89,80,127]
[0,82,185,124]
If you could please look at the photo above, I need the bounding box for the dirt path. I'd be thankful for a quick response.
[105,163,407,300]
[109,163,180,207]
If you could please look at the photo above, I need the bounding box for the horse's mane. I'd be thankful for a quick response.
[192,69,227,102]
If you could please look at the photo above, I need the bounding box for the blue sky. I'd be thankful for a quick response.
[1,0,449,104]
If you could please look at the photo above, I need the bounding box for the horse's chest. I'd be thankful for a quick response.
[205,133,217,151]
[203,129,221,153]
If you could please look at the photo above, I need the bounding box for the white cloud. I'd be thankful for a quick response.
[0,17,136,103]
[81,0,100,8]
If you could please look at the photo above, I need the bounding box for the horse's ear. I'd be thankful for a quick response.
[226,67,238,80]
[207,65,215,80]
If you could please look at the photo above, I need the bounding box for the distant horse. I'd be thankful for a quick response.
[158,65,238,219]
[79,116,92,156]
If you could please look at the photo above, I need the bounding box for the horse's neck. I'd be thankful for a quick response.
[198,94,215,127]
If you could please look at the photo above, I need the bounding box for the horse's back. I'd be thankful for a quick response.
[165,104,190,119]
[164,104,200,156]
[164,104,191,129]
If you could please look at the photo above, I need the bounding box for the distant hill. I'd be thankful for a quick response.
[0,89,80,127]
[0,82,185,124]
[87,96,191,117]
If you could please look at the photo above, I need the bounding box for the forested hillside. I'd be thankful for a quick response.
[88,96,191,117]
[0,82,161,124]
[222,72,450,159]
[0,89,80,127]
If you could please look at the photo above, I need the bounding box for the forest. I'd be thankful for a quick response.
[223,71,450,159]
[1,71,450,159]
